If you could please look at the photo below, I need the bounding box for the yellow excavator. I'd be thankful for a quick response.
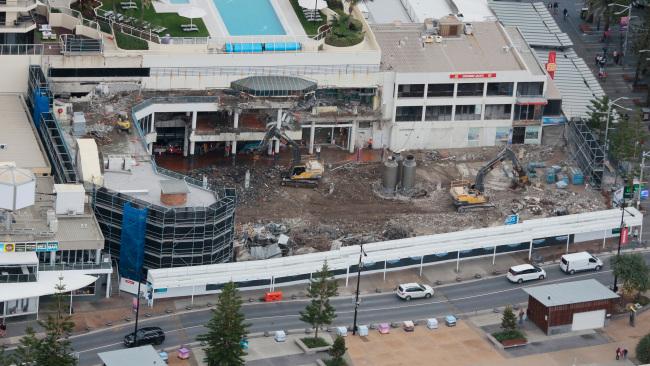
[256,126,324,188]
[115,112,131,133]
[450,147,528,213]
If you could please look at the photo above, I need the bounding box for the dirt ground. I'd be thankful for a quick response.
[156,143,608,257]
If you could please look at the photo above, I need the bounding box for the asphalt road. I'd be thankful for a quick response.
[65,252,650,366]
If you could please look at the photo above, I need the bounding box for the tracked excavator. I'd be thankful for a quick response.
[450,147,529,213]
[256,125,324,188]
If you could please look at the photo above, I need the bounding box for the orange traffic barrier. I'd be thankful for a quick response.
[264,291,283,302]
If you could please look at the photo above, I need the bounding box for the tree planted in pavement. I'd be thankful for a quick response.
[586,96,612,137]
[501,306,518,332]
[328,335,347,366]
[611,253,650,298]
[197,281,249,366]
[638,332,650,364]
[609,110,648,163]
[300,261,339,339]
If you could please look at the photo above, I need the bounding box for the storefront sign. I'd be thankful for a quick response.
[0,241,58,252]
[449,73,496,79]
[542,116,567,125]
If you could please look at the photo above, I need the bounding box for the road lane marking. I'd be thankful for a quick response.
[76,342,123,354]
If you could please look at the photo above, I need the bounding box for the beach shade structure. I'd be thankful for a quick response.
[178,6,206,27]
[298,0,328,10]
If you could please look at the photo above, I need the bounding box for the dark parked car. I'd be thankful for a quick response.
[123,327,165,348]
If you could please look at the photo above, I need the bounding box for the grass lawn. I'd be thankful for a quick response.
[115,30,149,49]
[289,0,326,36]
[100,0,209,37]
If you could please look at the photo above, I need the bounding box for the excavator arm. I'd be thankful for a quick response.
[474,148,527,193]
[255,126,301,164]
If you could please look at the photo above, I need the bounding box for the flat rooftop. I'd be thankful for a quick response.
[0,95,50,175]
[102,162,217,207]
[98,345,164,366]
[401,0,495,23]
[523,279,620,307]
[0,176,104,251]
[373,22,525,73]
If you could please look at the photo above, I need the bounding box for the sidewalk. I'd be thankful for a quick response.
[550,0,646,108]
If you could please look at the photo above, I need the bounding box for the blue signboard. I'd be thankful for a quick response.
[542,116,567,125]
[642,189,649,200]
[505,214,519,225]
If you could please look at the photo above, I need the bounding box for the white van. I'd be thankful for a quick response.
[560,252,603,274]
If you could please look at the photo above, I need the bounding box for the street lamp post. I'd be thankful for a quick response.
[609,3,633,64]
[351,244,367,335]
[612,196,635,293]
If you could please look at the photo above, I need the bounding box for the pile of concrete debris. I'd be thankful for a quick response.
[238,222,293,261]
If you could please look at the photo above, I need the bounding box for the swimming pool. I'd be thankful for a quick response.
[212,0,286,36]
[169,0,189,4]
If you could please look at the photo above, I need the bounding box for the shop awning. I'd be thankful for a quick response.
[0,271,98,302]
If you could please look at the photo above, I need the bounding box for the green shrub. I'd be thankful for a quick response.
[492,330,526,342]
[325,14,364,47]
[301,337,329,348]
[327,0,343,11]
[638,333,650,364]
[115,31,149,50]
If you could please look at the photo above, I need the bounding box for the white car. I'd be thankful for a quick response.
[396,283,434,300]
[506,264,546,284]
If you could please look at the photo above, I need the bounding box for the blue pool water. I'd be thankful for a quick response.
[212,0,286,35]
[169,0,189,4]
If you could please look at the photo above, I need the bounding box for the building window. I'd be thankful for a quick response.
[397,84,425,98]
[514,104,542,121]
[468,127,480,146]
[487,82,514,96]
[395,106,423,121]
[525,126,540,140]
[495,127,510,144]
[456,83,484,97]
[358,122,372,129]
[516,82,544,97]
[427,83,454,97]
[455,105,481,120]
[424,105,452,121]
[484,104,512,120]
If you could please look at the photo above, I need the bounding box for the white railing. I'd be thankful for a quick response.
[149,63,380,77]
[0,43,43,55]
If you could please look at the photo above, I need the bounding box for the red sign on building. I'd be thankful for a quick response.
[621,227,629,245]
[546,51,557,79]
[449,73,497,79]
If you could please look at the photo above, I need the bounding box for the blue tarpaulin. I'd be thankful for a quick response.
[119,202,148,281]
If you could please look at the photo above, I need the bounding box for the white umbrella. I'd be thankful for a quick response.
[298,0,328,10]
[178,6,206,27]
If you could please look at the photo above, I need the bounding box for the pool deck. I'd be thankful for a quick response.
[152,0,305,39]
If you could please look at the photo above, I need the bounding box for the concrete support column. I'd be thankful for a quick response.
[275,109,282,153]
[189,111,197,156]
[566,234,570,253]
[492,246,496,265]
[191,111,197,130]
[383,260,387,281]
[309,121,316,155]
[349,121,357,153]
[150,113,156,133]
[95,249,101,265]
[105,274,111,298]
[456,251,460,273]
[183,125,189,157]
[345,266,349,287]
[419,256,424,277]
[232,110,240,154]
[50,251,55,265]
[528,239,533,260]
[603,230,607,249]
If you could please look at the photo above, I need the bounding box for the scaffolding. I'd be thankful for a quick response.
[93,185,236,272]
[566,118,604,188]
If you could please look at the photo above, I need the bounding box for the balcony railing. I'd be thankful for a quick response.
[0,43,43,55]
[39,261,113,272]
[0,19,36,32]
[0,273,37,283]
[0,0,37,7]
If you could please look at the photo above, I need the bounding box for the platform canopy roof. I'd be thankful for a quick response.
[231,76,317,97]
[148,208,642,290]
[0,271,98,302]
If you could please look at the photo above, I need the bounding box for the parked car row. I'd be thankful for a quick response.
[394,251,604,300]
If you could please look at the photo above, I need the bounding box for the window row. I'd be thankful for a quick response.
[397,82,543,98]
[395,104,513,122]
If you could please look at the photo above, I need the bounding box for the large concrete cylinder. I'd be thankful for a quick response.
[402,155,417,192]
[393,152,404,187]
[382,158,399,193]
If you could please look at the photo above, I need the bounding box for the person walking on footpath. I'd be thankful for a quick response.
[613,50,620,65]
[563,8,568,20]
[518,309,525,325]
[623,349,628,359]
[616,347,621,360]
[553,2,559,15]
